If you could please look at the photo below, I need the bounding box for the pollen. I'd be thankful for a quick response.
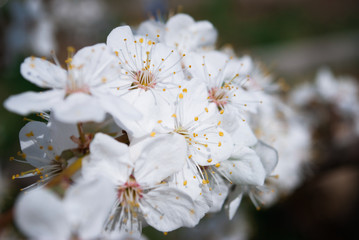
[182,88,187,93]
[171,113,177,118]
[139,38,144,43]
[215,163,220,168]
[217,121,221,126]
[150,132,156,137]
[218,142,222,147]
[205,107,208,112]
[207,158,212,163]
[194,116,198,121]
[220,109,224,114]
[179,93,184,99]
[157,120,162,123]
[183,180,188,186]
[147,40,152,45]
[219,132,224,137]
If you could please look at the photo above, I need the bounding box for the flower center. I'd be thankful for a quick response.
[133,70,156,91]
[118,176,143,208]
[208,87,228,108]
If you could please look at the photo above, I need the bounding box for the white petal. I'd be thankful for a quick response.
[71,43,120,87]
[20,57,66,88]
[218,146,266,185]
[253,141,278,176]
[4,90,64,115]
[208,174,229,213]
[64,178,116,239]
[225,186,244,220]
[106,25,136,59]
[141,186,207,232]
[47,114,78,152]
[137,19,165,42]
[132,134,187,186]
[19,121,54,168]
[82,133,132,184]
[15,188,70,240]
[98,95,142,128]
[52,93,106,123]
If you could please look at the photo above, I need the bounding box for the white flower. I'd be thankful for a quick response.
[82,132,206,235]
[106,26,185,138]
[154,79,233,170]
[4,43,140,124]
[15,178,115,240]
[138,13,217,53]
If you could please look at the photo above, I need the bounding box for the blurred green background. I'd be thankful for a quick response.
[1,0,359,239]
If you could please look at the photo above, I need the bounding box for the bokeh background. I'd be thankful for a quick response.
[1,0,359,239]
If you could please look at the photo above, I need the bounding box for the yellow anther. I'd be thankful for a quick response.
[215,163,220,168]
[163,88,166,91]
[124,38,127,41]
[229,171,232,175]
[150,132,156,137]
[164,232,168,236]
[9,157,14,161]
[179,93,183,99]
[219,132,224,137]
[147,40,152,45]
[139,38,144,43]
[67,46,75,53]
[183,180,188,186]
[157,120,162,123]
[182,88,187,93]
[218,142,222,147]
[48,145,53,151]
[190,209,195,215]
[101,77,107,83]
[220,109,224,114]
[193,176,196,179]
[26,131,34,137]
[65,58,72,64]
[189,65,192,68]
[217,121,221,126]
[188,155,192,159]
[178,85,182,88]
[202,179,207,184]
[114,51,119,56]
[157,34,160,38]
[171,113,177,118]
[207,158,212,163]
[194,116,198,121]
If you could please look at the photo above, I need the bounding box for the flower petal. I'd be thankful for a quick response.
[52,93,106,123]
[253,141,278,176]
[141,186,207,232]
[19,121,55,168]
[4,90,64,115]
[64,178,116,239]
[225,186,244,220]
[82,133,132,184]
[15,188,70,240]
[218,146,266,185]
[20,57,66,88]
[132,134,187,186]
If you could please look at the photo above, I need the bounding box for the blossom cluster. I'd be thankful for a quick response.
[5,14,281,239]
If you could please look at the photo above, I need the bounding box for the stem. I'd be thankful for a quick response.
[77,123,86,144]
[46,156,83,188]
